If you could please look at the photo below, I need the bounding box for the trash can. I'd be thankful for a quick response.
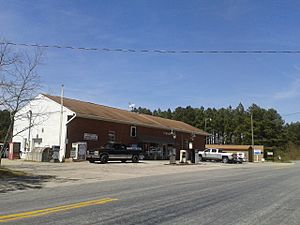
[51,145,60,162]
[195,150,200,163]
[190,149,195,163]
[169,148,176,164]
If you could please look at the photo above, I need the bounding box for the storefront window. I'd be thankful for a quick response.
[108,131,115,143]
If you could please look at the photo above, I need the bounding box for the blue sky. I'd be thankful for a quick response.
[1,0,300,122]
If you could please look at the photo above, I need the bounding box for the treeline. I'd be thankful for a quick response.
[0,110,10,143]
[133,103,300,159]
[1,104,300,160]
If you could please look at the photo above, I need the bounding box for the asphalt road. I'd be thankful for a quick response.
[0,162,299,225]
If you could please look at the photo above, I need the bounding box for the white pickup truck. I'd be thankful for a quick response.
[198,148,240,163]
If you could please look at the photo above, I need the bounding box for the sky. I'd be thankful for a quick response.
[1,0,300,122]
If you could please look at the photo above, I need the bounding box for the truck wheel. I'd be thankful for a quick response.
[222,157,229,163]
[199,155,203,162]
[132,155,139,163]
[100,154,108,164]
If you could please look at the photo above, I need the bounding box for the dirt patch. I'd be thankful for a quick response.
[1,159,294,192]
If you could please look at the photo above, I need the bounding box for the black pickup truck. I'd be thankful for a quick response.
[86,143,143,164]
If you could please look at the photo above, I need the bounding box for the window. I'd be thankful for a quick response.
[130,126,136,137]
[211,149,217,153]
[108,131,115,143]
[184,140,189,150]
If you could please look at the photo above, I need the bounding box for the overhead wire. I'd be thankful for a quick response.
[2,41,300,54]
[282,112,300,117]
[2,41,300,118]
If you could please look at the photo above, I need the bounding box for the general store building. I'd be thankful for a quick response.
[13,94,208,161]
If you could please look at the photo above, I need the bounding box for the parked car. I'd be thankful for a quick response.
[86,143,143,164]
[237,152,247,162]
[198,148,239,163]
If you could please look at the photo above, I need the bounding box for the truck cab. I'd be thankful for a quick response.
[86,143,143,164]
[198,148,239,163]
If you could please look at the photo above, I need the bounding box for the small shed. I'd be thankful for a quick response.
[205,144,264,162]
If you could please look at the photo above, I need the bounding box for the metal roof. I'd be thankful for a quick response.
[43,94,208,136]
[206,144,264,150]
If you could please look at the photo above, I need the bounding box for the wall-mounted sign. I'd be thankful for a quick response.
[254,149,262,155]
[267,152,274,156]
[32,138,43,144]
[83,133,98,141]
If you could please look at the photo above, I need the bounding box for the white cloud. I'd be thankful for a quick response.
[274,78,300,99]
[220,0,254,21]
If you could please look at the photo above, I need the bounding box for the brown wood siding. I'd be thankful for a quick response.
[66,117,205,158]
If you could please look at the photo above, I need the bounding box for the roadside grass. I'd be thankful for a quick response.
[0,167,29,178]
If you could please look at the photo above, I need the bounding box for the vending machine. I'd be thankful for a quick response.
[71,142,87,161]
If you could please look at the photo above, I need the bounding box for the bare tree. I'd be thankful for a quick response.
[0,41,43,165]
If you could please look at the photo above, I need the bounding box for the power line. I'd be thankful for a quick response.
[2,41,300,54]
[282,112,300,117]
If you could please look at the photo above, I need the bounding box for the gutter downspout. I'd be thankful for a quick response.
[66,113,77,125]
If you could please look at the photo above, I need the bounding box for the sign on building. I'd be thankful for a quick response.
[254,149,262,155]
[83,133,98,141]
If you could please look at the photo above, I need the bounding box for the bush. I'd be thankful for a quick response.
[274,143,300,162]
[285,143,300,160]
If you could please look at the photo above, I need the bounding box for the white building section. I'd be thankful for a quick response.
[12,94,75,162]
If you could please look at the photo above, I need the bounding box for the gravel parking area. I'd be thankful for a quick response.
[1,159,292,190]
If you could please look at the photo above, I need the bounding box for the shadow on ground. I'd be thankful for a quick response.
[0,167,54,193]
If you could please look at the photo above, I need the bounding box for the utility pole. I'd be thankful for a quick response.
[204,118,212,144]
[58,84,64,161]
[251,113,254,146]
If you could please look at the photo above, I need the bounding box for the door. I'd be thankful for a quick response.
[203,149,211,160]
[210,149,218,160]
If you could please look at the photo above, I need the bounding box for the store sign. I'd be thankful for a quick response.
[254,149,262,155]
[83,133,98,141]
[32,138,42,144]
